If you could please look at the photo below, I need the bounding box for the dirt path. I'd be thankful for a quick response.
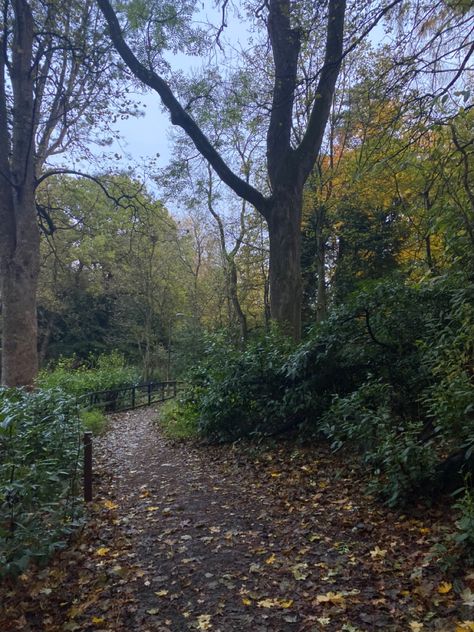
[2,407,471,631]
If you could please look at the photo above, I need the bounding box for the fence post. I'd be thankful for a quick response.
[173,381,177,397]
[148,382,151,405]
[131,386,136,409]
[84,431,93,502]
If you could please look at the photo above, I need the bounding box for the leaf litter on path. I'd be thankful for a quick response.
[1,407,472,631]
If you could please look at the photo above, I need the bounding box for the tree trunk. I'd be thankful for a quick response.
[315,206,328,323]
[228,260,248,344]
[267,190,303,340]
[0,0,39,387]
[1,191,40,387]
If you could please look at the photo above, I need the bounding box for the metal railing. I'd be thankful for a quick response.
[80,380,184,414]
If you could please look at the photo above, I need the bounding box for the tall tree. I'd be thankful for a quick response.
[97,0,352,339]
[0,0,128,385]
[97,0,473,339]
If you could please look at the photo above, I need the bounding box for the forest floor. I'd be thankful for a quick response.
[1,407,473,632]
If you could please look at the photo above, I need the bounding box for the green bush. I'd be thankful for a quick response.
[159,398,199,439]
[193,329,294,442]
[0,387,83,576]
[37,351,140,397]
[451,482,474,563]
[80,408,107,435]
[170,272,474,507]
[421,278,474,448]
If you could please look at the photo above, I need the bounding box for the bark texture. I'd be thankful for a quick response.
[0,0,40,386]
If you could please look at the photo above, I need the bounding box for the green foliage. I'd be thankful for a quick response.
[451,482,474,563]
[320,380,437,505]
[175,329,294,442]
[421,278,474,447]
[0,388,83,576]
[80,408,107,435]
[172,271,473,508]
[37,352,140,397]
[159,398,198,439]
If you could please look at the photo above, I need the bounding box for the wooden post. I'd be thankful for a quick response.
[131,386,136,409]
[84,431,93,502]
[148,382,151,405]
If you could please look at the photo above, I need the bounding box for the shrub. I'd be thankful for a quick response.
[159,398,199,439]
[0,388,83,576]
[450,481,474,564]
[37,351,140,397]
[195,329,294,442]
[80,408,107,435]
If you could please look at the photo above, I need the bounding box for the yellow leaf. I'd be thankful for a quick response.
[265,553,276,565]
[419,527,430,535]
[456,623,474,632]
[155,590,169,597]
[409,622,424,631]
[103,500,118,510]
[270,472,281,477]
[95,547,110,557]
[315,591,345,605]
[146,506,160,512]
[369,546,387,559]
[242,597,252,606]
[438,581,453,594]
[91,617,105,625]
[257,598,293,608]
[196,614,212,630]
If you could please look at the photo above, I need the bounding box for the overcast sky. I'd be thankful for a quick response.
[108,2,250,178]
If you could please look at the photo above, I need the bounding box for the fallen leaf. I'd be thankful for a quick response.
[257,598,293,608]
[317,616,331,626]
[292,563,309,580]
[369,546,387,559]
[95,547,110,557]
[91,617,105,625]
[265,553,276,565]
[462,588,474,607]
[103,500,118,510]
[437,581,452,594]
[155,590,169,597]
[409,622,424,631]
[196,614,212,630]
[315,591,345,605]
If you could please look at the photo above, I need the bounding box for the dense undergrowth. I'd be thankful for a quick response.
[37,351,140,397]
[0,353,138,576]
[0,388,83,576]
[163,272,474,562]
